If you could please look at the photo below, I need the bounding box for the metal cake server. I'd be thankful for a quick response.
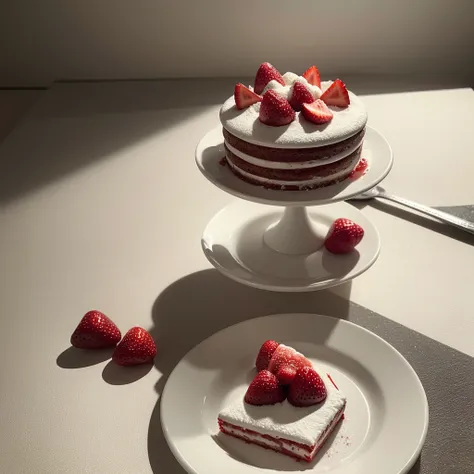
[350,186,474,235]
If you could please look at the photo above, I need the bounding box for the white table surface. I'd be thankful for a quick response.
[0,79,473,473]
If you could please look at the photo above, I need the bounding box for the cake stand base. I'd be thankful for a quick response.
[196,124,392,292]
[202,200,380,293]
[263,206,326,255]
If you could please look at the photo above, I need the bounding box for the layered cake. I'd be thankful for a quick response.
[220,63,368,190]
[217,341,346,462]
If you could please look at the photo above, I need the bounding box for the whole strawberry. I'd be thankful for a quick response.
[288,366,327,407]
[255,340,280,371]
[289,82,315,111]
[254,62,285,95]
[245,370,286,406]
[112,327,156,366]
[70,310,121,349]
[276,365,297,385]
[324,218,364,254]
[259,90,295,127]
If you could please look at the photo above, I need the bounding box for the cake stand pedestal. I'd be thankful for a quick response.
[196,126,393,292]
[263,207,326,255]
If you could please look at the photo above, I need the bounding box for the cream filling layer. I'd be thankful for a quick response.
[226,153,360,188]
[225,137,363,170]
[218,371,347,445]
[220,405,344,460]
[221,425,310,458]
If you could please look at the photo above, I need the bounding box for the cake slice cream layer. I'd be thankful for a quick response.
[219,404,345,461]
[218,372,346,446]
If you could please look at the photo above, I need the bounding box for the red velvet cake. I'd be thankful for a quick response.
[217,341,346,462]
[219,63,368,190]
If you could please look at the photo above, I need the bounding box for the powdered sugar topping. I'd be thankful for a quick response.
[220,79,368,148]
[262,75,322,102]
[282,72,299,85]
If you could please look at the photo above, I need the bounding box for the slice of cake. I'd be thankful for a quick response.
[217,341,346,462]
[219,62,368,190]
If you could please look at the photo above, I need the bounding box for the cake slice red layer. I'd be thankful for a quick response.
[218,402,346,462]
[217,370,346,462]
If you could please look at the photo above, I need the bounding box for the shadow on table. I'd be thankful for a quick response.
[0,78,236,206]
[101,360,153,385]
[408,457,422,474]
[56,346,114,369]
[147,268,353,474]
[350,200,474,246]
[56,345,152,384]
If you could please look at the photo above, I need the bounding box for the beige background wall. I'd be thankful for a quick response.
[1,0,473,87]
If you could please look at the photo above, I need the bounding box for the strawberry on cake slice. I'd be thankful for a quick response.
[217,340,346,462]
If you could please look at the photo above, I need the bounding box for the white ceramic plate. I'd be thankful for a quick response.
[195,125,393,207]
[202,200,380,292]
[161,313,429,474]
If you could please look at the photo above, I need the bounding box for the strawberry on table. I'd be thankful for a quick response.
[324,218,364,254]
[234,83,262,109]
[70,310,121,349]
[302,66,321,88]
[320,79,350,108]
[289,82,315,111]
[254,62,285,95]
[256,340,280,371]
[302,99,333,124]
[259,90,295,126]
[288,366,327,406]
[112,327,157,366]
[245,370,286,406]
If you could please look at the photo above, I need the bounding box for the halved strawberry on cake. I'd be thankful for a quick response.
[217,340,346,462]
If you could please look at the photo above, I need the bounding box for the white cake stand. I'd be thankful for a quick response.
[196,125,393,292]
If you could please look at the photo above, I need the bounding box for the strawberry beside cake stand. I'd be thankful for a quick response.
[196,125,393,292]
